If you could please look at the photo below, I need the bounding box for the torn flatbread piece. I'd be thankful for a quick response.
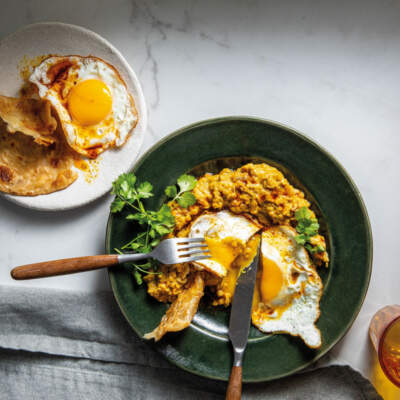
[0,95,57,146]
[0,123,77,196]
[144,273,205,341]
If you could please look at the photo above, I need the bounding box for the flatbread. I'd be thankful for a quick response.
[0,122,77,196]
[144,273,205,341]
[0,95,57,146]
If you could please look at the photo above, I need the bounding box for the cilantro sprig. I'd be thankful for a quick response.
[294,207,325,254]
[110,173,176,284]
[110,172,198,284]
[165,174,197,208]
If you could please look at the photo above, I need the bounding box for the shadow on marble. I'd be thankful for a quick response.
[0,191,110,225]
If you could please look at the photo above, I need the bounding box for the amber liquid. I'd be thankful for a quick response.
[369,306,400,399]
[380,319,400,387]
[371,351,400,400]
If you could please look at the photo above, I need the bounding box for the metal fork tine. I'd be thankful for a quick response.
[179,249,211,257]
[180,255,211,262]
[178,243,208,251]
[118,237,211,266]
[176,237,205,244]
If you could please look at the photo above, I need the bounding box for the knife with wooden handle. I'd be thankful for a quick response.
[226,236,261,400]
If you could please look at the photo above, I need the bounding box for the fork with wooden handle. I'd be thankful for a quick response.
[10,238,210,280]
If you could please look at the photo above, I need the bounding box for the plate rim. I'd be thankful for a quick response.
[106,115,373,382]
[0,21,147,211]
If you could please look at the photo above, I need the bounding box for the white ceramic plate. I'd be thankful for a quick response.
[0,22,147,211]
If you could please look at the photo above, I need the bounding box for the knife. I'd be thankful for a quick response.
[226,236,261,400]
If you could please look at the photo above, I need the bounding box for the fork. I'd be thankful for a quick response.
[10,238,210,280]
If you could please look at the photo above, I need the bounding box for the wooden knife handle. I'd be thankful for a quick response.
[226,366,242,400]
[11,255,119,280]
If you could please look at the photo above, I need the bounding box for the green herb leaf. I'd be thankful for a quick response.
[164,175,197,208]
[112,173,137,201]
[126,213,148,225]
[305,243,325,254]
[149,228,156,239]
[177,191,197,208]
[305,244,316,253]
[112,173,135,193]
[130,242,143,251]
[110,198,125,213]
[165,185,177,198]
[303,220,319,236]
[111,172,176,284]
[154,224,171,236]
[140,244,152,254]
[294,207,325,256]
[158,204,175,224]
[137,182,153,199]
[295,234,307,245]
[150,238,161,247]
[295,207,312,221]
[133,270,143,285]
[177,174,197,192]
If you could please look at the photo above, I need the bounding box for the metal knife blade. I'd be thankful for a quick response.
[228,237,261,367]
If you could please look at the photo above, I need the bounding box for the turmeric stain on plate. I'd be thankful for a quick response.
[73,158,100,183]
[18,55,50,97]
[18,54,49,81]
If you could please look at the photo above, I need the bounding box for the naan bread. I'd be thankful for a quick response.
[144,273,205,341]
[0,122,77,196]
[0,95,57,146]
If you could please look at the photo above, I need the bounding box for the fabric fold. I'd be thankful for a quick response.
[0,285,170,369]
[0,285,382,399]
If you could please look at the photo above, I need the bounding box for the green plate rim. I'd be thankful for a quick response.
[105,115,373,382]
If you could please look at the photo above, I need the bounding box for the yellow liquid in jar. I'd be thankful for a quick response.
[381,319,400,386]
[371,319,400,399]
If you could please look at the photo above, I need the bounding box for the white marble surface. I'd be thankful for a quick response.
[0,0,399,387]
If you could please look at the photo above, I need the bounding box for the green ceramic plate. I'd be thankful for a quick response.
[106,117,372,382]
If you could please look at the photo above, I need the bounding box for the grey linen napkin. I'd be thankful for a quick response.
[0,285,381,400]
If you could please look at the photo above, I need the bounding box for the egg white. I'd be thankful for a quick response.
[252,226,323,348]
[29,56,137,157]
[188,210,261,277]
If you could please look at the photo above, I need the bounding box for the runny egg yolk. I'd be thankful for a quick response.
[260,255,283,303]
[207,234,260,302]
[204,236,242,271]
[68,79,112,126]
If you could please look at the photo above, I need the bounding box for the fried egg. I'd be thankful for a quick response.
[252,226,323,348]
[29,56,137,158]
[188,210,262,277]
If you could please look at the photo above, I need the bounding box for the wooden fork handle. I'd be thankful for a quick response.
[11,255,119,280]
[226,366,242,400]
